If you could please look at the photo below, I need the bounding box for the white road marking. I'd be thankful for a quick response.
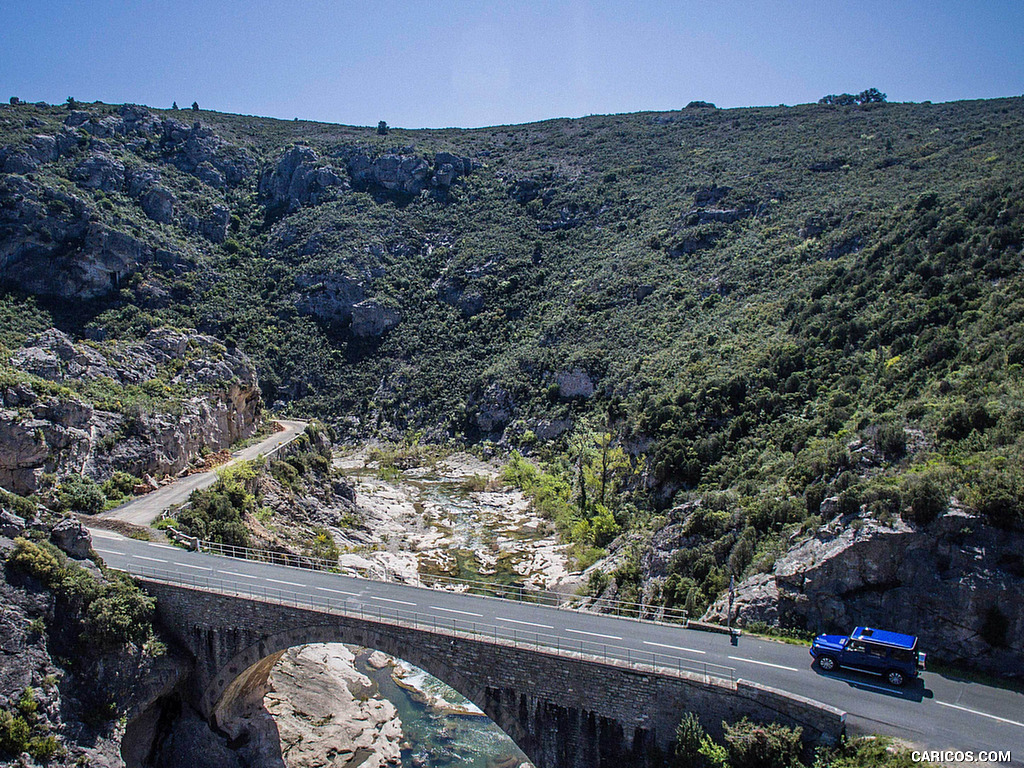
[89,531,123,540]
[317,586,359,596]
[432,606,483,617]
[148,544,179,551]
[267,578,304,587]
[371,596,416,606]
[567,628,623,641]
[643,641,706,655]
[94,548,119,555]
[132,555,167,563]
[496,617,554,629]
[178,563,211,571]
[936,701,1024,728]
[842,679,900,694]
[728,656,799,672]
[220,571,258,579]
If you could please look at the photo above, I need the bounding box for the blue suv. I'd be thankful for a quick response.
[810,626,926,686]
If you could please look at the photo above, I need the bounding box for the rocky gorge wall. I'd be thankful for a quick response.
[1,327,262,495]
[702,508,1024,675]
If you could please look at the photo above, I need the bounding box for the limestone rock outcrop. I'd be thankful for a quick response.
[258,145,347,213]
[350,299,401,338]
[348,151,472,200]
[1,328,262,495]
[702,510,1024,676]
[294,273,366,323]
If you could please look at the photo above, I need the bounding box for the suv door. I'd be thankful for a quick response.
[841,640,874,671]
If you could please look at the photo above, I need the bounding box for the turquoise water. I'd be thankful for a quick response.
[355,650,530,768]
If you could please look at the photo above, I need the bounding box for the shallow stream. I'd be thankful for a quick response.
[355,650,529,768]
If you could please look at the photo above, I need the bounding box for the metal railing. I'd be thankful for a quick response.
[191,538,689,624]
[124,562,735,686]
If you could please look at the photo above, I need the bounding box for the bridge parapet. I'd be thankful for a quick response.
[142,576,845,768]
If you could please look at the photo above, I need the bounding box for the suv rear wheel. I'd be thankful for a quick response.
[817,655,838,672]
[886,669,906,686]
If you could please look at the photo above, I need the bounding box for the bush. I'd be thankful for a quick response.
[966,469,1024,529]
[674,712,708,767]
[899,471,947,524]
[103,471,140,501]
[0,709,30,756]
[722,717,804,768]
[83,572,155,648]
[56,474,105,514]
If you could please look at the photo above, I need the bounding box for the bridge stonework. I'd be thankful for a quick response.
[144,581,845,768]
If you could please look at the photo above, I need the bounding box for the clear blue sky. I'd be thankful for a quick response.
[2,0,1022,128]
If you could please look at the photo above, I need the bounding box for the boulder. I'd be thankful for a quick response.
[50,517,92,559]
[139,185,176,224]
[72,153,125,193]
[0,510,26,539]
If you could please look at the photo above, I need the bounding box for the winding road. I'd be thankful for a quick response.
[98,419,307,527]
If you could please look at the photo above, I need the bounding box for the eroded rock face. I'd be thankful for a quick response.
[350,299,401,338]
[1,328,262,494]
[259,145,347,213]
[348,151,472,200]
[0,174,147,299]
[294,273,365,323]
[703,511,1024,675]
[470,382,515,434]
[555,369,594,399]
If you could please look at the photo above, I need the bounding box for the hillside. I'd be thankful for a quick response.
[2,95,1023,671]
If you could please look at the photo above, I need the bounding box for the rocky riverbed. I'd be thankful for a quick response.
[257,448,559,768]
[331,448,577,593]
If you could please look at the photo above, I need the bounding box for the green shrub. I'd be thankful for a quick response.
[899,471,947,525]
[674,712,708,767]
[0,709,30,756]
[83,572,155,649]
[102,471,140,501]
[56,474,105,515]
[722,717,804,768]
[965,469,1024,529]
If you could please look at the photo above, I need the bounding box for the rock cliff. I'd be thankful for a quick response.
[0,507,189,767]
[1,327,262,495]
[702,509,1024,676]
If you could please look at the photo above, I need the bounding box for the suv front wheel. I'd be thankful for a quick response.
[886,669,906,687]
[816,655,838,672]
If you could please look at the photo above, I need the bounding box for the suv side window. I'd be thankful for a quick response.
[864,642,887,658]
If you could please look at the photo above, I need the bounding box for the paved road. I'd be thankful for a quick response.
[90,530,1024,763]
[99,419,307,526]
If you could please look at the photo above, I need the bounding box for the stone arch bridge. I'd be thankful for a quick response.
[142,579,844,768]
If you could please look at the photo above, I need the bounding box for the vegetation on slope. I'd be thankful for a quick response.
[2,95,1023,620]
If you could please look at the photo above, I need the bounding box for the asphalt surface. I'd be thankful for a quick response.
[99,420,307,526]
[90,530,1024,763]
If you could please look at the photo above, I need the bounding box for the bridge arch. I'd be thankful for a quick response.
[207,622,531,754]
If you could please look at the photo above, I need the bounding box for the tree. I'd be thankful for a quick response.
[377,120,389,135]
[857,88,887,104]
[9,96,19,105]
[65,96,78,109]
[818,93,856,106]
[172,101,178,110]
[191,101,200,111]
